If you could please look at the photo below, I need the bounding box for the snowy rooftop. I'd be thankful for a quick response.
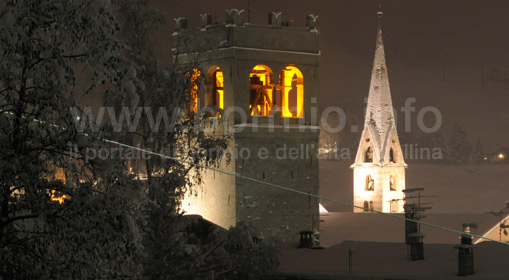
[276,159,509,279]
[319,212,500,246]
[279,241,509,279]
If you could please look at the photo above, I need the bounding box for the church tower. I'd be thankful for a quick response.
[174,10,320,240]
[352,10,406,213]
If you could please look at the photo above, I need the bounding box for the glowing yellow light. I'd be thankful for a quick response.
[499,153,505,159]
[187,68,201,115]
[280,66,303,118]
[50,168,67,204]
[252,65,268,84]
[249,65,273,116]
[50,190,66,204]
[215,68,224,109]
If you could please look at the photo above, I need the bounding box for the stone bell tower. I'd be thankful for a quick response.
[175,10,320,240]
[351,10,406,213]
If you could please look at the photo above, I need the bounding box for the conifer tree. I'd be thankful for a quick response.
[448,122,472,164]
[431,130,449,162]
[471,137,485,163]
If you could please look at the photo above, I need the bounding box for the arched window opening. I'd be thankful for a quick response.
[365,147,373,163]
[280,65,304,118]
[365,175,374,191]
[249,65,273,116]
[390,175,396,191]
[369,201,374,211]
[389,148,395,163]
[208,67,224,117]
[363,201,369,212]
[186,68,201,117]
[211,67,224,109]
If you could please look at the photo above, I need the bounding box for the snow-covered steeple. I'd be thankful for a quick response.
[353,10,405,166]
[351,10,406,213]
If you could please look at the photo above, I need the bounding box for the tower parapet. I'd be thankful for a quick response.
[173,11,319,54]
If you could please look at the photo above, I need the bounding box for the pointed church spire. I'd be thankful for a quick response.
[376,7,384,53]
[351,9,406,214]
[355,9,404,166]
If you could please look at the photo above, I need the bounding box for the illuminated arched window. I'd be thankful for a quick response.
[280,65,304,118]
[363,201,369,212]
[365,175,374,191]
[365,147,373,163]
[249,65,274,116]
[208,67,224,116]
[390,175,396,191]
[186,68,201,116]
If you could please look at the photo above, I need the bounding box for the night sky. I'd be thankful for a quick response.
[148,0,509,150]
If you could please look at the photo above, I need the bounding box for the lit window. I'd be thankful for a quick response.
[249,65,273,116]
[498,153,505,160]
[209,67,224,114]
[50,168,67,204]
[390,175,396,191]
[187,68,201,116]
[366,175,374,191]
[280,65,304,118]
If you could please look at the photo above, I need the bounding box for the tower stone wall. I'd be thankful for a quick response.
[177,10,320,241]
